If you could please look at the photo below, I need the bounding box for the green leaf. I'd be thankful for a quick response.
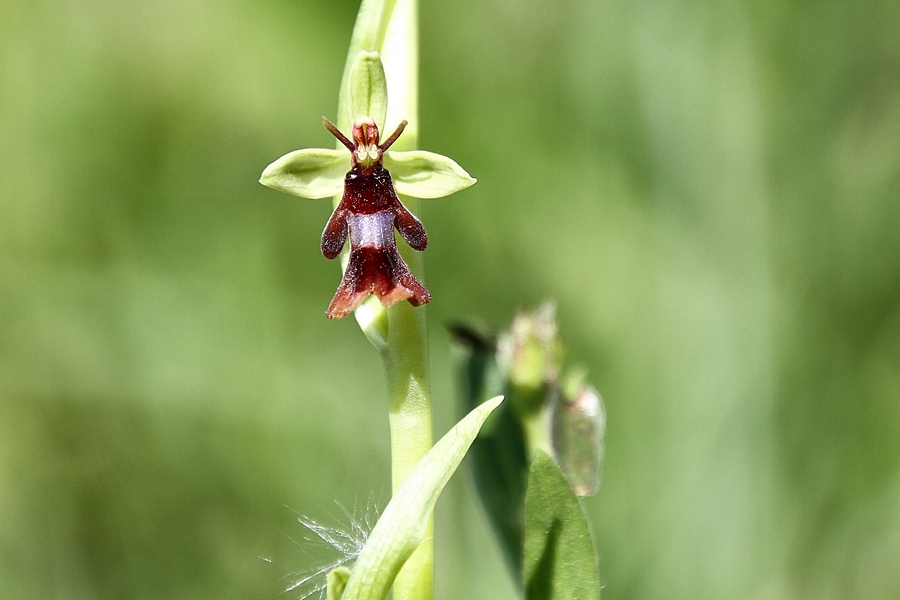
[347,50,388,129]
[450,323,529,580]
[523,451,600,600]
[327,566,352,600]
[468,398,530,580]
[340,396,504,600]
[384,150,476,198]
[259,148,348,199]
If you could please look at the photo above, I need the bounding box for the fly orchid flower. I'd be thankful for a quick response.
[260,51,475,319]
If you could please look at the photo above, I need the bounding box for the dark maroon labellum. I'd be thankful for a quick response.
[320,117,430,319]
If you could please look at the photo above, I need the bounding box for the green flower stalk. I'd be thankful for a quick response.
[259,1,475,599]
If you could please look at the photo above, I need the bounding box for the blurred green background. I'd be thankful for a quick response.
[2,0,899,598]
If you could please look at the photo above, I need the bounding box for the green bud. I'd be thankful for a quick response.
[451,306,607,583]
[499,303,564,413]
[347,51,388,130]
[551,379,605,497]
[353,296,388,350]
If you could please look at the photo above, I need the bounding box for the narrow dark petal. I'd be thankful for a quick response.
[379,120,408,151]
[394,203,428,251]
[321,207,349,259]
[323,117,355,152]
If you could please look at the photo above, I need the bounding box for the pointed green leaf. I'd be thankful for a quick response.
[341,396,504,600]
[450,323,529,579]
[327,566,352,600]
[384,150,476,198]
[259,148,348,199]
[524,451,600,600]
[348,51,388,128]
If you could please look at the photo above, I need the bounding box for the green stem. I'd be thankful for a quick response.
[380,1,431,596]
[382,297,433,600]
[522,405,553,461]
[339,1,432,599]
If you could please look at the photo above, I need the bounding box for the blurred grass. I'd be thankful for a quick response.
[1,0,899,598]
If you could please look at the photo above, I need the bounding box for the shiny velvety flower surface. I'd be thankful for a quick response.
[259,52,475,319]
[320,117,430,319]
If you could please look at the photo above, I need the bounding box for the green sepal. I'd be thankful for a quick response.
[523,451,600,600]
[347,50,388,129]
[384,150,476,198]
[327,566,352,600]
[259,148,348,199]
[340,396,504,600]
